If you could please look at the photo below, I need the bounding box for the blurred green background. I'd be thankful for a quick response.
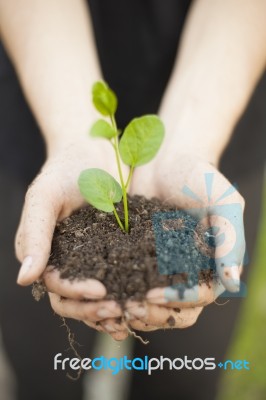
[218,182,266,400]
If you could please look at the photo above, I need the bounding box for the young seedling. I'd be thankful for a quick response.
[78,81,164,233]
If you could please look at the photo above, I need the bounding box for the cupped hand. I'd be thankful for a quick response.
[15,137,127,339]
[125,151,245,331]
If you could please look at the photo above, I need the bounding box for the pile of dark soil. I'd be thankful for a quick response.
[47,196,216,302]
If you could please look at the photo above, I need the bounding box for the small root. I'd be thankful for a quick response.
[214,299,230,306]
[60,317,83,381]
[123,313,149,344]
[126,326,149,345]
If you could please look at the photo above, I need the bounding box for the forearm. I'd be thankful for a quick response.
[160,0,266,164]
[0,0,101,155]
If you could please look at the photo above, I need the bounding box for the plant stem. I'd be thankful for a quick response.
[122,187,129,232]
[113,207,125,232]
[125,165,134,190]
[110,115,129,233]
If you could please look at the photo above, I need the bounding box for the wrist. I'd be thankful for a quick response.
[46,134,111,161]
[44,109,99,157]
[155,128,221,168]
[158,81,241,167]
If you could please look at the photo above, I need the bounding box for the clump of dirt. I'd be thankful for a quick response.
[44,195,216,302]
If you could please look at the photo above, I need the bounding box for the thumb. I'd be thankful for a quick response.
[15,177,59,286]
[209,197,246,293]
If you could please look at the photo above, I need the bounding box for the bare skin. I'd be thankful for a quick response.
[0,0,266,340]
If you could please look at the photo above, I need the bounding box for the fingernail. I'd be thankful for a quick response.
[97,308,114,319]
[124,311,134,320]
[130,306,146,318]
[231,265,240,281]
[164,287,179,302]
[103,324,117,333]
[83,294,104,300]
[226,264,240,292]
[17,256,33,284]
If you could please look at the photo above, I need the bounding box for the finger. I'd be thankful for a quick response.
[209,197,245,293]
[84,319,127,336]
[146,281,225,307]
[48,293,122,322]
[126,301,202,329]
[100,318,128,335]
[128,320,158,331]
[44,268,106,300]
[16,175,61,285]
[123,311,158,332]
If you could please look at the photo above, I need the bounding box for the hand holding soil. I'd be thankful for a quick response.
[16,82,246,342]
[40,154,245,341]
[15,135,129,338]
[124,154,245,335]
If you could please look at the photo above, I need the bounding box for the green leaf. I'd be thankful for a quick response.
[78,168,122,212]
[90,119,117,140]
[119,115,164,167]
[92,81,117,116]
